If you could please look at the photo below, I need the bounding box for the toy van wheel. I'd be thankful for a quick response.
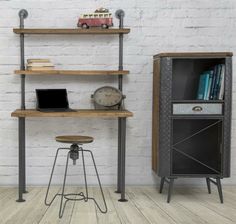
[101,24,108,29]
[82,23,89,29]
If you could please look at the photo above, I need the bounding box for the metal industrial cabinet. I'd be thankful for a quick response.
[152,52,233,203]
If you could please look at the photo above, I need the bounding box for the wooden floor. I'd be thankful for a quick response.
[0,186,236,224]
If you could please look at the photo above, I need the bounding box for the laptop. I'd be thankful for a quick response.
[36,89,74,112]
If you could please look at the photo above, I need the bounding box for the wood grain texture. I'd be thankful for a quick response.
[13,28,130,35]
[1,187,236,224]
[152,58,160,173]
[154,52,233,58]
[11,109,134,118]
[14,70,129,76]
[55,135,94,144]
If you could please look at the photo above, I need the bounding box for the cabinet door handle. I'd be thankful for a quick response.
[192,106,203,112]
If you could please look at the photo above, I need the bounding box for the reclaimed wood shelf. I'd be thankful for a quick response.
[11,109,133,118]
[154,52,233,58]
[14,70,129,76]
[13,28,130,35]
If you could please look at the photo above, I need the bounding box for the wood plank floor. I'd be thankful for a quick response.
[0,186,236,224]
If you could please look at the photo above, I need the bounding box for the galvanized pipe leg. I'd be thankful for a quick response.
[167,178,174,203]
[206,178,211,194]
[216,178,223,203]
[17,118,25,202]
[118,118,128,202]
[21,118,27,193]
[116,118,122,193]
[159,177,165,193]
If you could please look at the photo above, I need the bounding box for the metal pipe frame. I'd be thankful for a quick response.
[115,9,128,202]
[16,9,129,204]
[17,9,28,202]
[118,118,128,202]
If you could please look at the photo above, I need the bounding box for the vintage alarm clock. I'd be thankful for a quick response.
[91,86,125,110]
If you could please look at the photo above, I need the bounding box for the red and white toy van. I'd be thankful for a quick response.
[78,8,113,29]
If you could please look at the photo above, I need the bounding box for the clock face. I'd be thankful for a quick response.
[94,86,123,107]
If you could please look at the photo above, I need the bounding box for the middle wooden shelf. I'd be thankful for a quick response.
[14,69,129,76]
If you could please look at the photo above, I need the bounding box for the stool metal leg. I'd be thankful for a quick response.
[84,149,107,213]
[59,151,70,218]
[45,148,69,206]
[81,147,88,202]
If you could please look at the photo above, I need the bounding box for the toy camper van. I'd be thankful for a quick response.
[78,8,113,29]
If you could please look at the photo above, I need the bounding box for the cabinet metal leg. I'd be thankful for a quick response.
[206,178,211,194]
[167,178,174,203]
[118,118,128,202]
[159,177,165,193]
[17,118,25,202]
[115,118,122,194]
[216,178,223,203]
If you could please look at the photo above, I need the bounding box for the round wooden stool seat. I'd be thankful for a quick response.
[55,135,94,144]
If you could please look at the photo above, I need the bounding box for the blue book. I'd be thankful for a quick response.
[205,70,214,100]
[209,66,218,100]
[203,73,210,100]
[218,64,225,100]
[213,64,222,100]
[197,73,209,100]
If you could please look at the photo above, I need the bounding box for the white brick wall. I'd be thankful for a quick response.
[0,0,236,186]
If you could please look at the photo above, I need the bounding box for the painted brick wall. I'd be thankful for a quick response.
[0,0,235,186]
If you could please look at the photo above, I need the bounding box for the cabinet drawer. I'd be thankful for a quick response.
[172,103,223,115]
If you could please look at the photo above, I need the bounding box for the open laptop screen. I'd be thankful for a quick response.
[36,89,69,109]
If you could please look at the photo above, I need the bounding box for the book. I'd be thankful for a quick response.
[27,66,55,71]
[27,59,51,63]
[209,66,218,100]
[205,70,214,100]
[213,64,222,100]
[197,73,209,100]
[27,62,54,67]
[218,64,225,100]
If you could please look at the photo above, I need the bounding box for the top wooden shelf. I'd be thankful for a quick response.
[13,28,130,35]
[154,52,233,58]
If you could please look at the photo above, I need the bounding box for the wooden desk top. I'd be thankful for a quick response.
[14,70,129,76]
[11,109,133,118]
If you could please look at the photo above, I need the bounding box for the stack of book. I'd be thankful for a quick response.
[26,59,54,71]
[196,64,225,100]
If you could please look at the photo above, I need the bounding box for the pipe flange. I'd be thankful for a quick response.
[115,9,125,19]
[19,9,28,19]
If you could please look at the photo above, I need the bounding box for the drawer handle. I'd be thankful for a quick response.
[192,106,203,112]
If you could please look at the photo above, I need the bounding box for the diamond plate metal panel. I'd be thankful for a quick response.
[158,57,172,177]
[222,57,232,177]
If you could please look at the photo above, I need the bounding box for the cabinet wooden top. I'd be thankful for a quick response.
[154,52,233,58]
[11,109,133,118]
[13,28,130,35]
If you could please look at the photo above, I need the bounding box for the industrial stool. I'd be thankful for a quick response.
[45,135,107,218]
